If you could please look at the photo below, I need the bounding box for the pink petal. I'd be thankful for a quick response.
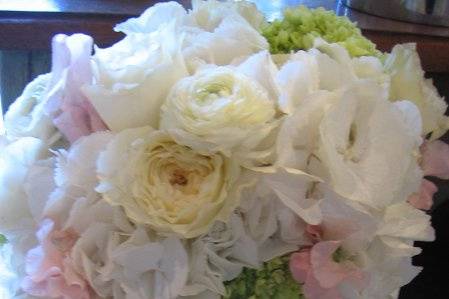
[290,249,312,283]
[408,179,437,210]
[44,34,108,143]
[304,274,343,299]
[421,140,449,179]
[311,241,365,290]
[306,224,323,243]
[22,219,90,299]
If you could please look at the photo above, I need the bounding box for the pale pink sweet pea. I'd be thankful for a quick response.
[408,140,449,210]
[408,179,437,211]
[421,140,449,179]
[22,219,90,299]
[44,34,108,143]
[290,226,366,299]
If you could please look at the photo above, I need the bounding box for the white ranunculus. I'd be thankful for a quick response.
[83,24,188,131]
[384,43,449,139]
[96,127,251,238]
[4,74,59,144]
[160,63,277,160]
[317,81,423,209]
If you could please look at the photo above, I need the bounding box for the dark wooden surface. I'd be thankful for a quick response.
[0,0,189,15]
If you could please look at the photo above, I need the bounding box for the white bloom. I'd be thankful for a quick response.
[96,127,251,238]
[0,137,49,231]
[188,0,265,32]
[317,81,423,209]
[160,61,277,160]
[115,2,187,34]
[4,74,59,144]
[182,214,259,297]
[384,43,449,138]
[114,1,268,72]
[83,24,188,131]
[183,174,307,298]
[0,137,51,298]
[276,90,338,171]
[276,38,388,114]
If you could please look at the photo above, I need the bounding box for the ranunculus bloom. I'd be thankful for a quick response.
[96,127,249,238]
[44,34,108,143]
[160,63,277,160]
[22,219,90,299]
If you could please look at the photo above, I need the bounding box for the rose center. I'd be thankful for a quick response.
[170,169,188,186]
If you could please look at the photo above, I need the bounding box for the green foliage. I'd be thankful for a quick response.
[0,234,7,246]
[261,5,380,57]
[224,256,304,299]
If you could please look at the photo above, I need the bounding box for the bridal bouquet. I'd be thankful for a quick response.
[2,1,449,298]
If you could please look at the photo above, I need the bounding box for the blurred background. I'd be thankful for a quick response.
[0,1,448,298]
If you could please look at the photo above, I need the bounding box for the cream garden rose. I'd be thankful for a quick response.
[96,127,248,238]
[160,65,277,159]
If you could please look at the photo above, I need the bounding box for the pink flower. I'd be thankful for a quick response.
[408,179,437,210]
[22,219,90,299]
[45,34,108,143]
[408,140,449,210]
[421,140,449,179]
[290,241,366,299]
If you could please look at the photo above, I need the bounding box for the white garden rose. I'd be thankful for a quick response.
[96,127,251,238]
[160,64,277,160]
[4,74,59,144]
[114,1,268,72]
[384,43,449,139]
[83,23,188,131]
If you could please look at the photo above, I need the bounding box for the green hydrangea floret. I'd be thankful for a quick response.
[261,5,380,57]
[224,256,304,299]
[0,234,7,246]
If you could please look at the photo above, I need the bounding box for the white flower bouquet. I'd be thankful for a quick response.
[1,1,449,298]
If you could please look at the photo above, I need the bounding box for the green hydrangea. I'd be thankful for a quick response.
[224,256,304,299]
[0,234,7,246]
[261,5,380,57]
